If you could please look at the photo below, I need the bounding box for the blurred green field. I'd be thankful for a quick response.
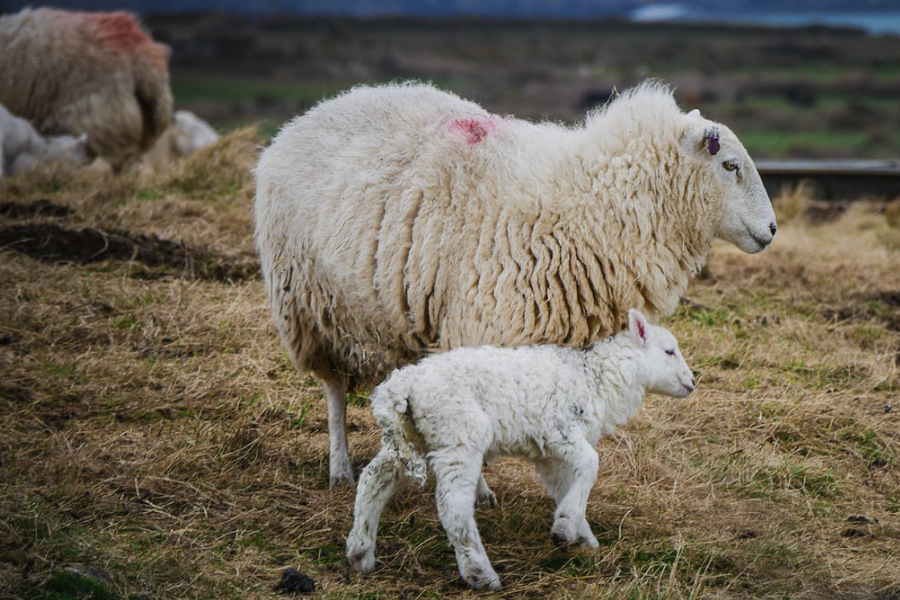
[157,15,900,159]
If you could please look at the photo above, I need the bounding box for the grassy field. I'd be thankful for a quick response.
[1,131,899,600]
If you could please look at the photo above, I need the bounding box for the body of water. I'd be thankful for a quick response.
[632,5,900,36]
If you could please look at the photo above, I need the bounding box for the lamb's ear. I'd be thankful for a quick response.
[628,309,650,346]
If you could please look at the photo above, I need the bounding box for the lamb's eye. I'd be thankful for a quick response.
[723,160,739,172]
[665,349,676,356]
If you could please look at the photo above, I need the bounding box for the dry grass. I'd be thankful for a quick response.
[1,136,899,599]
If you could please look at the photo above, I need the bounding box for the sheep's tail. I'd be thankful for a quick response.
[132,37,174,151]
[371,384,428,487]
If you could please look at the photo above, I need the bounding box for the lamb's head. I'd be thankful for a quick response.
[627,309,695,398]
[682,110,777,254]
[44,133,91,168]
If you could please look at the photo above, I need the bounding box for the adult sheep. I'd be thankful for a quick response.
[0,7,173,170]
[254,81,777,486]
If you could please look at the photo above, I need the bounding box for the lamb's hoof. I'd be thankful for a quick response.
[347,546,375,573]
[550,518,579,547]
[476,488,498,509]
[579,535,600,549]
[463,566,501,591]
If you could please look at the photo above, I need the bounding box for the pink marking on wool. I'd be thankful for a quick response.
[86,12,152,53]
[448,116,502,145]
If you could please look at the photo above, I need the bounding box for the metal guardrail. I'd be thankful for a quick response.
[756,160,900,201]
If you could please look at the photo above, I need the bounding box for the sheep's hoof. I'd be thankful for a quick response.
[329,466,356,489]
[463,566,501,591]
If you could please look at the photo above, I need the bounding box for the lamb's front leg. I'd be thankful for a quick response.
[430,450,500,590]
[538,438,599,548]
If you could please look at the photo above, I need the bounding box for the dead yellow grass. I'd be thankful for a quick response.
[1,139,898,599]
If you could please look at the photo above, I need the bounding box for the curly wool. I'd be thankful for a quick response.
[0,8,173,169]
[256,82,721,386]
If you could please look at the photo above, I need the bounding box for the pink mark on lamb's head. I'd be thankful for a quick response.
[447,116,504,145]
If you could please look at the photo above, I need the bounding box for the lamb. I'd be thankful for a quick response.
[140,110,220,173]
[254,81,776,486]
[346,309,695,590]
[0,103,90,176]
[0,7,173,170]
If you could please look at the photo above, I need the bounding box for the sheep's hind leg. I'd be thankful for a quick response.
[346,447,404,573]
[430,450,500,590]
[536,440,599,548]
[322,374,355,487]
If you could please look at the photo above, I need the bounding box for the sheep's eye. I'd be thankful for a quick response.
[723,160,739,172]
[665,349,676,356]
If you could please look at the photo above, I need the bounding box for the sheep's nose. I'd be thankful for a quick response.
[769,222,778,236]
[691,377,696,388]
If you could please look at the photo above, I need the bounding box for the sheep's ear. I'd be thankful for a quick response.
[681,122,721,156]
[628,309,650,346]
[688,108,701,118]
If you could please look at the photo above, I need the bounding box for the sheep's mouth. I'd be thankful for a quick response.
[749,231,772,250]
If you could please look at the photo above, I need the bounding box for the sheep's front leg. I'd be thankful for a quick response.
[346,447,403,573]
[538,439,599,548]
[322,375,355,487]
[430,450,500,590]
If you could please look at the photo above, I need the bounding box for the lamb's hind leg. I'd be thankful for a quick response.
[321,374,354,487]
[346,447,403,573]
[430,449,500,590]
[476,474,498,508]
[536,438,599,548]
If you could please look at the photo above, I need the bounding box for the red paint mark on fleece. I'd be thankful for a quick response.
[448,116,502,145]
[86,12,153,53]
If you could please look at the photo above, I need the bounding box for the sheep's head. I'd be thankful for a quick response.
[627,310,695,398]
[682,110,777,254]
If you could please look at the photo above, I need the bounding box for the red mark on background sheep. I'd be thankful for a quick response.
[448,116,501,145]
[87,12,152,53]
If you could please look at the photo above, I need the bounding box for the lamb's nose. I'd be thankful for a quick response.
[769,222,778,236]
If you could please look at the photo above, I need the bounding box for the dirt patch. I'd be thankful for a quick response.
[0,199,73,219]
[0,223,258,282]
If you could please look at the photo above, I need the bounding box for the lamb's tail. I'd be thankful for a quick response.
[371,384,428,487]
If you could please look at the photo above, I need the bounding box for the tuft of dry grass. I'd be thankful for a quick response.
[1,139,899,599]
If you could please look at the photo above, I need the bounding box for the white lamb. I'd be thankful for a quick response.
[140,110,220,173]
[0,103,90,176]
[346,310,695,590]
[255,80,776,487]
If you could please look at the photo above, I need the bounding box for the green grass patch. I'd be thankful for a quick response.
[172,77,341,105]
[30,570,119,600]
[739,130,871,158]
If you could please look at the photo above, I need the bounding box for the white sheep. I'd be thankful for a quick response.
[0,7,173,170]
[140,110,220,173]
[0,103,90,176]
[346,309,695,590]
[254,81,776,486]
